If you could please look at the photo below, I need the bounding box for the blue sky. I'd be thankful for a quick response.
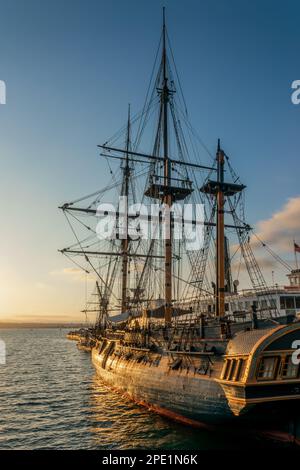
[0,0,299,321]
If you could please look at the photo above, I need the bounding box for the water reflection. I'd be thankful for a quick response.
[88,374,275,450]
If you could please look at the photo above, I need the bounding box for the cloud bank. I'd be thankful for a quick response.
[252,196,300,253]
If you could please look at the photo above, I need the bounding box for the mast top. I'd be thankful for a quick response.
[127,102,131,121]
[162,7,168,87]
[162,7,166,46]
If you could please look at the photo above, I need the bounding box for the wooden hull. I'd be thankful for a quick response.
[92,347,235,425]
[91,344,300,443]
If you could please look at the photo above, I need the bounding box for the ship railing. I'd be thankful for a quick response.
[226,307,279,322]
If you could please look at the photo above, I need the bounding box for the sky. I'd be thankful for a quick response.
[0,0,299,322]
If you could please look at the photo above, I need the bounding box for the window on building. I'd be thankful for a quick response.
[295,297,300,309]
[257,356,278,380]
[280,296,295,310]
[281,355,299,379]
[286,297,295,309]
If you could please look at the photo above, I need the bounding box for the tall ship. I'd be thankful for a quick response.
[61,11,300,442]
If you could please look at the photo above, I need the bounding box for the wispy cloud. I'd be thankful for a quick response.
[252,196,300,252]
[229,199,300,285]
[232,256,276,274]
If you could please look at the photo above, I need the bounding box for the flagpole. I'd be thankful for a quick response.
[294,239,299,270]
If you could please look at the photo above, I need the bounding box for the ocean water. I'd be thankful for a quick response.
[0,328,283,450]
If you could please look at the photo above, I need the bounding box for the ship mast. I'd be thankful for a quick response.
[216,139,225,317]
[59,10,256,331]
[121,105,131,313]
[200,140,245,319]
[161,8,172,324]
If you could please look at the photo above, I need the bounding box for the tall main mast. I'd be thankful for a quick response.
[121,105,131,313]
[162,8,172,324]
[216,140,225,317]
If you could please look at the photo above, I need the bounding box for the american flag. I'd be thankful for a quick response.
[294,242,300,253]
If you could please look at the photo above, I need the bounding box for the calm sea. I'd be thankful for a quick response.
[0,328,282,450]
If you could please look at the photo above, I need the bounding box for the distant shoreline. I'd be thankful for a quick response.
[0,322,87,329]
